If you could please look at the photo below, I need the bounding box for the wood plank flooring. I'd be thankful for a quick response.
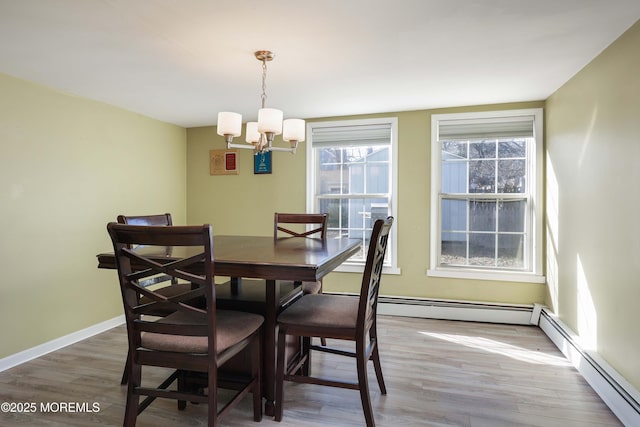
[0,316,622,426]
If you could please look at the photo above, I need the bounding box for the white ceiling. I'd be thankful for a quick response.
[1,1,639,128]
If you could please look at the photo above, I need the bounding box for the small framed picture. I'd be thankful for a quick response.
[210,149,239,175]
[254,151,272,174]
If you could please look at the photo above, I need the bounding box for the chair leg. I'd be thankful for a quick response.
[356,338,376,427]
[120,353,130,385]
[301,336,312,376]
[275,328,288,422]
[252,332,263,422]
[317,281,327,347]
[370,320,386,394]
[177,371,187,410]
[208,365,218,427]
[371,341,387,395]
[123,363,141,426]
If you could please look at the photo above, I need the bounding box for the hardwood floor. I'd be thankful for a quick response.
[0,316,622,426]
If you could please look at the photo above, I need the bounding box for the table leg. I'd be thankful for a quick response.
[230,276,241,295]
[264,279,278,417]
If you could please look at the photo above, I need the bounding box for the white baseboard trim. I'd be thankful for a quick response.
[0,315,125,373]
[539,309,639,426]
[377,296,538,325]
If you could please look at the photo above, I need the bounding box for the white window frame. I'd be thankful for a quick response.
[428,108,545,283]
[306,117,400,274]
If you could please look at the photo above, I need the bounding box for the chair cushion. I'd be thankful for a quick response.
[141,310,263,354]
[277,294,358,330]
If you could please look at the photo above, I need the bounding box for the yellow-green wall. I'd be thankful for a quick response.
[4,17,639,395]
[187,102,545,303]
[0,73,187,358]
[545,20,640,390]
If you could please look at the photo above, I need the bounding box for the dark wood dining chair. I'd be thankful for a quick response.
[216,212,328,309]
[273,212,329,346]
[117,213,195,385]
[107,223,263,427]
[273,213,328,296]
[216,213,329,345]
[274,216,393,427]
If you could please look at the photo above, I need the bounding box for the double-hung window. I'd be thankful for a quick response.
[429,109,544,283]
[306,117,399,274]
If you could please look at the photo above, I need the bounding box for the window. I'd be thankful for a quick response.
[429,109,544,283]
[307,118,399,274]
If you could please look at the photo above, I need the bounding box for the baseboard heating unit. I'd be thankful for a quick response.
[377,296,538,325]
[539,308,640,426]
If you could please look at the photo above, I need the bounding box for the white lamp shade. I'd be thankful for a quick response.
[283,119,305,142]
[258,108,283,135]
[217,112,242,137]
[245,122,260,143]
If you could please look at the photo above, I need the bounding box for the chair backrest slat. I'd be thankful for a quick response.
[117,213,173,226]
[107,223,216,351]
[274,212,328,240]
[357,217,393,332]
[116,213,176,285]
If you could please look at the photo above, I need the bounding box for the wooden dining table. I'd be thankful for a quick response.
[96,234,361,416]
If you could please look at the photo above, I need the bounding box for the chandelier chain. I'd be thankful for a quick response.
[261,59,267,109]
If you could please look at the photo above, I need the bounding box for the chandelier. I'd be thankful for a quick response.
[216,50,305,154]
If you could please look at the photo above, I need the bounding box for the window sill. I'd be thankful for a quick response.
[335,264,401,275]
[427,267,545,284]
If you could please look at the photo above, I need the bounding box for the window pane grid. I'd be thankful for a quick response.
[440,196,528,269]
[320,195,391,263]
[312,125,394,266]
[440,230,527,269]
[442,138,529,195]
[439,137,531,270]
